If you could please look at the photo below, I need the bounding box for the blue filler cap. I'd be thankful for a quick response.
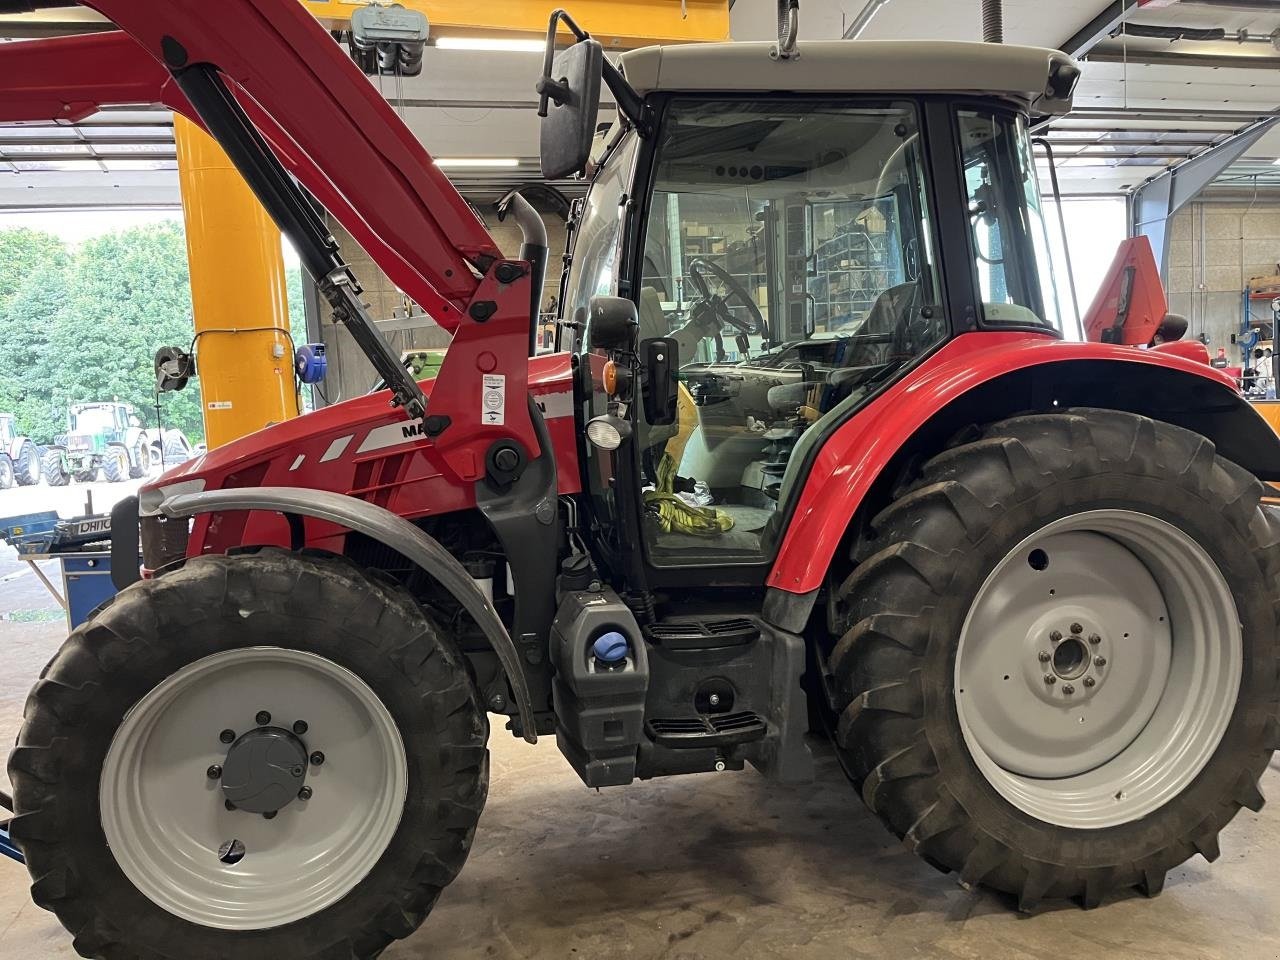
[592,631,629,665]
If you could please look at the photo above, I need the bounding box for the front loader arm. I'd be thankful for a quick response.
[0,1,541,479]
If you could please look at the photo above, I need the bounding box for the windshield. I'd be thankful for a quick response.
[561,131,639,345]
[70,406,116,433]
[637,99,942,372]
[959,108,1064,330]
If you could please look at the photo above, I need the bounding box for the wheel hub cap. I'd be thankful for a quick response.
[100,647,409,930]
[220,727,308,814]
[955,510,1241,829]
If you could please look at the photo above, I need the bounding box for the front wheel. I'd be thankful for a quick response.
[0,453,13,490]
[41,448,69,486]
[102,446,128,483]
[14,441,39,486]
[831,410,1280,909]
[9,548,489,960]
[128,438,149,479]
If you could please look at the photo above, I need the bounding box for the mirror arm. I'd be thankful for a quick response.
[602,60,653,138]
[537,8,652,136]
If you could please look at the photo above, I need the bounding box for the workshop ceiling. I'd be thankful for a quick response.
[1,0,1279,208]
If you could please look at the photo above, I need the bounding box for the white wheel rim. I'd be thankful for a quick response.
[955,510,1241,829]
[100,647,408,930]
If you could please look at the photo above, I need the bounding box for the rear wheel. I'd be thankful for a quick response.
[42,448,69,486]
[14,441,39,486]
[0,453,13,490]
[831,410,1280,909]
[9,548,489,959]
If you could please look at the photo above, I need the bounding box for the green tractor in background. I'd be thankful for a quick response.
[42,401,159,486]
[0,411,40,490]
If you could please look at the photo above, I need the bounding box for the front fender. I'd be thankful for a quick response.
[770,332,1280,595]
[159,486,537,743]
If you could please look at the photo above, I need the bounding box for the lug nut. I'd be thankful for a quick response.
[225,799,237,811]
[298,786,313,801]
[1049,630,1062,643]
[1044,675,1056,685]
[293,720,309,735]
[310,751,325,766]
[1083,677,1096,688]
[1070,623,1083,635]
[263,810,277,820]
[255,711,272,726]
[1095,657,1107,667]
[206,764,223,780]
[1089,633,1101,645]
[1038,651,1051,663]
[1062,684,1075,695]
[219,729,236,744]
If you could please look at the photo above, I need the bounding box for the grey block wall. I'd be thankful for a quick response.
[1165,202,1280,363]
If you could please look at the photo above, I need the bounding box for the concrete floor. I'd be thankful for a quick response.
[2,481,1279,959]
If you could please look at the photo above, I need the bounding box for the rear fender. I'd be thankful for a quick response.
[158,486,538,743]
[770,333,1280,598]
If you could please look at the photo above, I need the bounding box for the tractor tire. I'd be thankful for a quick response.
[72,468,97,484]
[162,430,189,466]
[0,453,13,490]
[102,446,128,483]
[830,409,1280,910]
[41,448,69,487]
[8,547,488,960]
[13,440,39,486]
[128,438,148,479]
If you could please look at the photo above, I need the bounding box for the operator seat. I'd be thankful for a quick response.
[770,280,941,510]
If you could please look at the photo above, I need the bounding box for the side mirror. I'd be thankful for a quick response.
[538,39,603,180]
[587,296,639,352]
[643,337,679,427]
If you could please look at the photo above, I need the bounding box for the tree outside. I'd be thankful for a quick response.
[0,220,309,446]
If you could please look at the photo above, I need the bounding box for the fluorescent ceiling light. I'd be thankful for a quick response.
[434,157,521,168]
[434,37,544,53]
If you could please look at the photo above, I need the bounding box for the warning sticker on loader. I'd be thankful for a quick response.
[482,374,506,426]
[207,401,233,411]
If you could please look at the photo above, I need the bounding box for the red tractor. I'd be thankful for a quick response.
[4,3,1280,958]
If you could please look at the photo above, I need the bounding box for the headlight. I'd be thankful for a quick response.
[586,413,631,451]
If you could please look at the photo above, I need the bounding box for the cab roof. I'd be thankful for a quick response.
[618,40,1079,116]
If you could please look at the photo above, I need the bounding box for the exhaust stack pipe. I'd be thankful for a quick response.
[982,0,1003,43]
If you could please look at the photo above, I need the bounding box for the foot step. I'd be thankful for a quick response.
[646,711,767,748]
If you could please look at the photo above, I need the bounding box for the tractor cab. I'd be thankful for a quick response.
[543,31,1080,580]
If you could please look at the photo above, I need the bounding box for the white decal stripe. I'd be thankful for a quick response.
[289,454,305,472]
[319,435,353,463]
[351,389,575,457]
[356,420,422,454]
[536,390,574,419]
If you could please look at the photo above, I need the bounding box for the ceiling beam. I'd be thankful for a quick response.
[1061,0,1140,58]
[1087,48,1280,69]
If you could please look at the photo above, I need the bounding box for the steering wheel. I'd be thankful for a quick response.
[687,258,767,340]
